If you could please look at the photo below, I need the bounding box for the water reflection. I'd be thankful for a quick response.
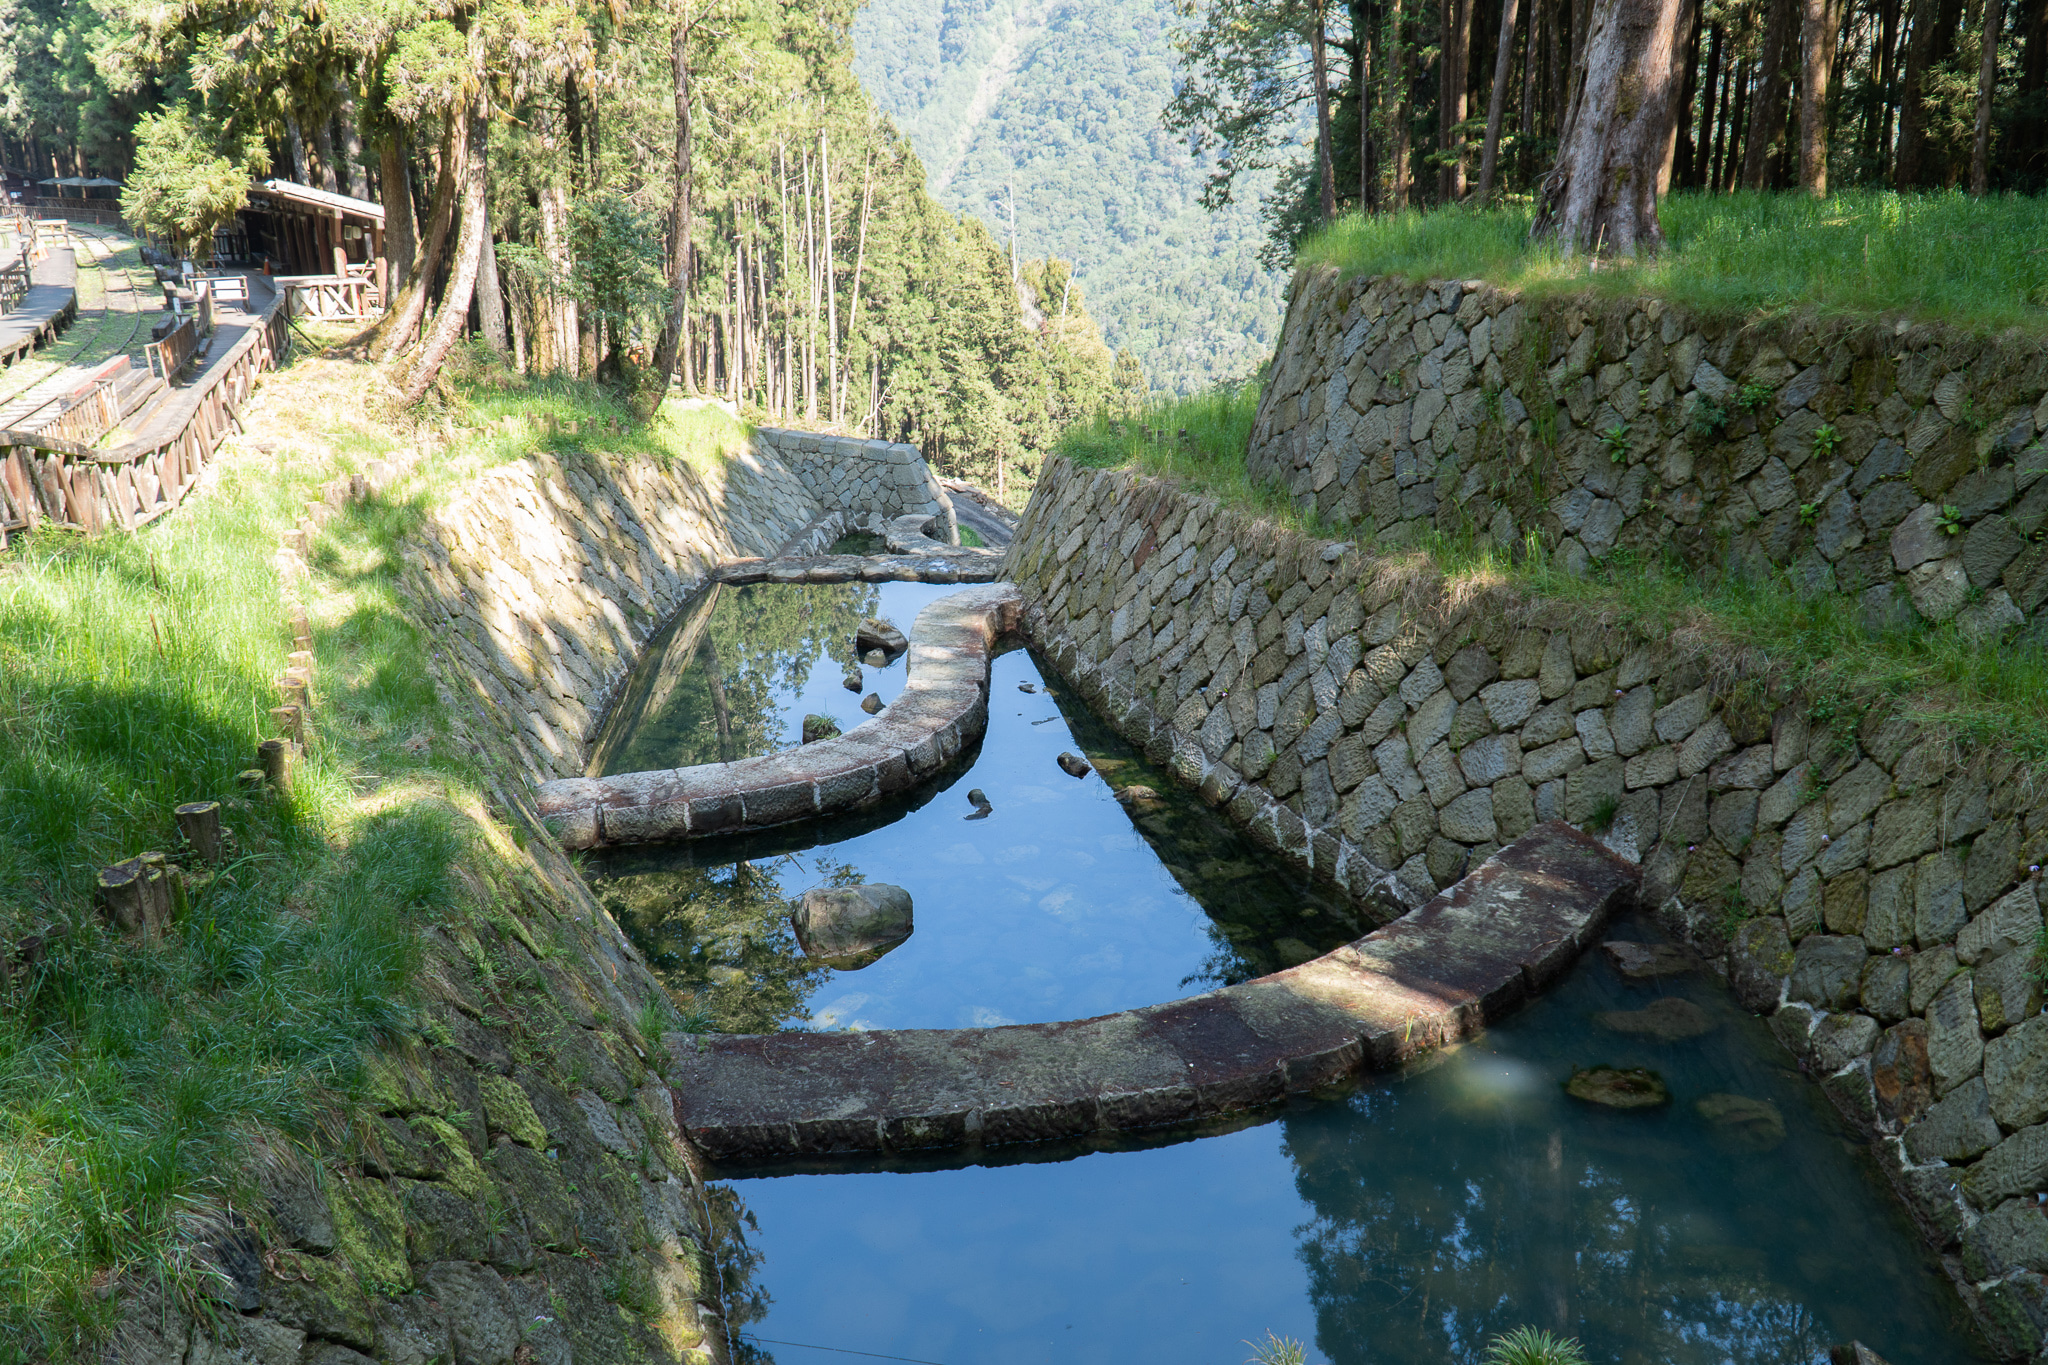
[704,926,1984,1365]
[588,580,1363,1030]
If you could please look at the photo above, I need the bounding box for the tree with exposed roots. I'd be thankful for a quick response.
[1529,0,1694,257]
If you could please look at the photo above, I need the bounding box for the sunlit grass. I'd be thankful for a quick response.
[1296,189,2048,331]
[0,355,477,1356]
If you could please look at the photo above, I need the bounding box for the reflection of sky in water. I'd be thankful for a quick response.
[602,581,1348,1030]
[723,943,1984,1365]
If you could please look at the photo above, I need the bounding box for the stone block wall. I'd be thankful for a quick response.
[1249,268,2048,644]
[401,444,824,785]
[751,426,956,538]
[1004,456,2048,1357]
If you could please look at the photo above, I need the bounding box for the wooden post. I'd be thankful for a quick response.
[95,854,175,938]
[287,649,314,677]
[174,800,223,862]
[270,704,304,747]
[258,738,295,794]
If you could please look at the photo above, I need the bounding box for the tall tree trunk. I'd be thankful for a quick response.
[1312,2,1340,220]
[336,93,369,199]
[1695,22,1725,183]
[1532,0,1694,254]
[1385,0,1413,206]
[311,118,340,193]
[1478,0,1526,199]
[1896,0,1939,183]
[376,134,418,297]
[843,146,873,410]
[2018,0,2048,182]
[1669,4,1701,187]
[402,101,490,403]
[1798,0,1844,191]
[477,217,508,356]
[1358,0,1380,207]
[373,115,464,362]
[1442,0,1476,198]
[1743,0,1798,185]
[1519,0,1540,183]
[653,4,695,393]
[1866,0,1902,173]
[286,117,309,184]
[803,150,818,422]
[1972,0,2003,190]
[823,131,841,423]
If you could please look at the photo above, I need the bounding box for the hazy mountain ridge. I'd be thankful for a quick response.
[852,0,1286,394]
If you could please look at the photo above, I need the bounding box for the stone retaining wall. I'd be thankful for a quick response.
[1250,269,2048,644]
[751,426,957,541]
[1002,456,2048,1358]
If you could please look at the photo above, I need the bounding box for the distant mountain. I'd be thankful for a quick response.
[851,0,1286,396]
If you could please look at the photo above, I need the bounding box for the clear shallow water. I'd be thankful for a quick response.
[713,937,1985,1365]
[589,581,1983,1365]
[588,581,1361,1032]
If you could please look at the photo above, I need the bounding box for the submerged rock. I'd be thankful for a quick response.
[802,714,841,744]
[1603,940,1699,979]
[1829,1345,1895,1365]
[1017,681,1038,693]
[860,692,883,715]
[1057,752,1092,779]
[1566,1066,1671,1108]
[863,648,888,668]
[856,617,907,657]
[1114,784,1163,808]
[967,788,991,808]
[1696,1092,1787,1149]
[1594,997,1717,1042]
[842,670,862,692]
[792,884,914,969]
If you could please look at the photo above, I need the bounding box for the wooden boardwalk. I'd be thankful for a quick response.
[0,246,78,368]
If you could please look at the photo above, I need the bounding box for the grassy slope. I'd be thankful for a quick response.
[1296,190,2048,333]
[0,338,736,1356]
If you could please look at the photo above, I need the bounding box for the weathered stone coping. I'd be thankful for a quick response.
[710,548,1005,586]
[537,583,1022,849]
[664,821,1638,1162]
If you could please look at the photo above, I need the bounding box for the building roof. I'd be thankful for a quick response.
[248,179,384,225]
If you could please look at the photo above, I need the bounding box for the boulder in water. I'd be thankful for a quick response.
[841,670,862,692]
[860,692,883,714]
[856,617,907,657]
[1593,997,1716,1042]
[863,648,888,668]
[1017,681,1038,693]
[1057,752,1092,779]
[792,884,914,969]
[1566,1066,1670,1108]
[1696,1092,1786,1149]
[1602,940,1699,979]
[1115,784,1163,808]
[802,714,841,744]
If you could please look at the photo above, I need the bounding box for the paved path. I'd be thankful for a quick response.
[941,477,1019,548]
[666,822,1640,1162]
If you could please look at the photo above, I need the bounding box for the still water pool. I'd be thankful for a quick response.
[588,581,1984,1365]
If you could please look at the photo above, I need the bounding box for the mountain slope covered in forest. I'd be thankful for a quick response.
[851,0,1288,394]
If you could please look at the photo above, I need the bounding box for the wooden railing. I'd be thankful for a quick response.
[147,318,201,381]
[276,274,378,321]
[0,297,290,544]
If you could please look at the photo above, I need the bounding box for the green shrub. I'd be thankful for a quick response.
[1483,1326,1590,1365]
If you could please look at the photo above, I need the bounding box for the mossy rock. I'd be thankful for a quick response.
[1565,1066,1671,1108]
[1696,1092,1787,1150]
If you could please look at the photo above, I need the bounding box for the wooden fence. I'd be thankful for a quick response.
[0,297,290,541]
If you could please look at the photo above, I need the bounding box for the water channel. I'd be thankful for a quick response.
[585,579,1987,1365]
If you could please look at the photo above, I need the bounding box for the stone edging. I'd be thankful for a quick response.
[536,584,1022,849]
[711,549,1006,587]
[664,822,1638,1161]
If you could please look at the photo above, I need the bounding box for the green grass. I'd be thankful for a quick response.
[1483,1326,1590,1365]
[1296,190,2048,332]
[1419,528,2048,761]
[1056,378,1344,536]
[0,358,489,1355]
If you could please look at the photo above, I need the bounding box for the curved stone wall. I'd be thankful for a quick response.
[669,822,1636,1160]
[1001,456,2048,1359]
[537,584,1021,849]
[1249,269,2048,644]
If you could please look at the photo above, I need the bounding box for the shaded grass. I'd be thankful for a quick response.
[1421,529,2048,762]
[0,357,483,1355]
[1055,378,1344,536]
[1296,190,2048,332]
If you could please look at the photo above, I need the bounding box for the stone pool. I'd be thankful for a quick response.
[584,580,1987,1365]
